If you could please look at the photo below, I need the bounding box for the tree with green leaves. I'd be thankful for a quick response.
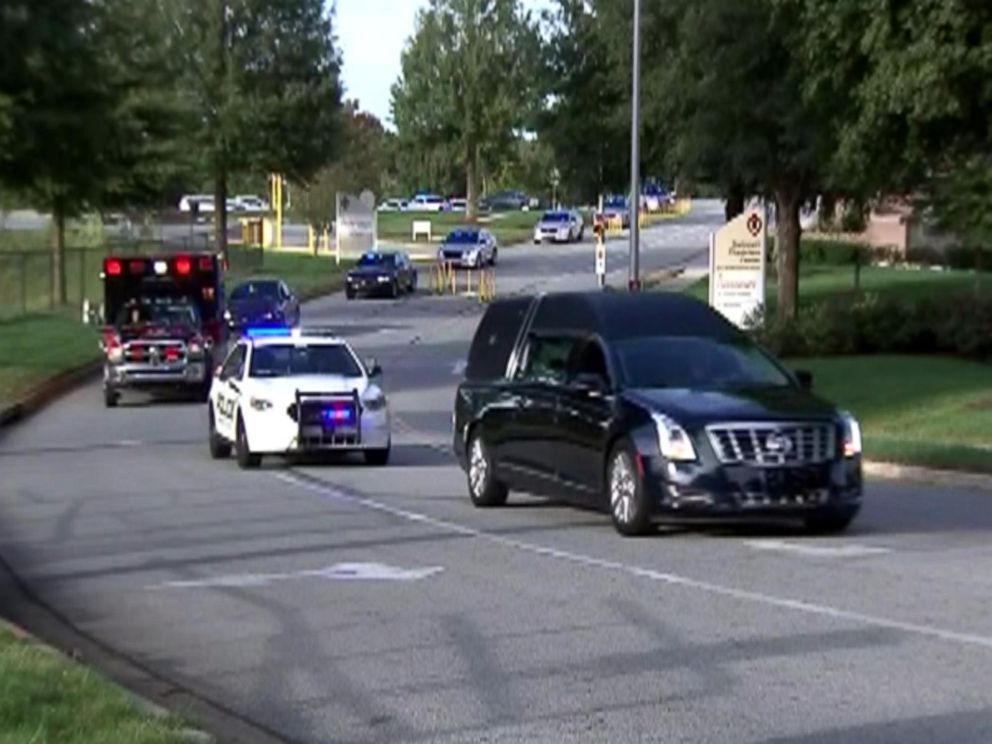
[538,0,626,204]
[793,0,992,290]
[167,0,343,255]
[643,0,837,318]
[295,103,392,230]
[0,0,184,304]
[391,0,540,220]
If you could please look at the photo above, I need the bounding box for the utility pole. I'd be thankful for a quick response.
[628,0,642,292]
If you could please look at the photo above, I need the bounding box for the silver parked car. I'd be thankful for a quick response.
[438,228,498,268]
[533,209,584,244]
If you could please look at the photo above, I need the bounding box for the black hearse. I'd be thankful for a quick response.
[453,292,863,536]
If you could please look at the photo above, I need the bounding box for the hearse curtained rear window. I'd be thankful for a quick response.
[465,297,534,381]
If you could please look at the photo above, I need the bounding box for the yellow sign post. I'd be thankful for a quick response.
[269,173,284,250]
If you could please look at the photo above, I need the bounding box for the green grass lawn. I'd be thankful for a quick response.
[688,264,982,307]
[0,313,100,409]
[377,210,542,246]
[0,627,189,744]
[794,355,992,473]
[226,248,347,299]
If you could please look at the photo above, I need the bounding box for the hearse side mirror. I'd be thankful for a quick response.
[795,369,814,391]
[572,373,608,398]
[367,358,382,378]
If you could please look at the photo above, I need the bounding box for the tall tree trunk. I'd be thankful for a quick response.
[976,245,983,298]
[775,188,802,319]
[465,144,478,223]
[51,203,67,307]
[724,183,745,222]
[214,173,228,258]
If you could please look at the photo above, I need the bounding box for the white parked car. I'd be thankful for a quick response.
[409,194,448,212]
[208,329,391,469]
[378,198,409,212]
[533,209,584,244]
[178,194,214,214]
[449,197,467,212]
[233,195,269,213]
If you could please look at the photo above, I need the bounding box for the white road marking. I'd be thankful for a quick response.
[451,360,467,376]
[150,562,443,590]
[275,471,992,652]
[744,539,892,558]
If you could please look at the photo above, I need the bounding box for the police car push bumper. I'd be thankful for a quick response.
[239,391,390,454]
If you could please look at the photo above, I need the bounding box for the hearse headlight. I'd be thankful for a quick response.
[652,413,697,462]
[840,411,862,458]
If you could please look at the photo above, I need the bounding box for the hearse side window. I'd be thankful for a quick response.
[567,339,610,383]
[518,337,574,385]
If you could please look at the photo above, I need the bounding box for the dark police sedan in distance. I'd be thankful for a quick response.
[345,250,417,299]
[225,279,300,332]
[453,292,863,536]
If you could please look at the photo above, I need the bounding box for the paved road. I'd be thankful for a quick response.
[2,201,992,744]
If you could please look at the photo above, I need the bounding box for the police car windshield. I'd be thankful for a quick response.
[230,281,279,301]
[249,344,362,378]
[117,300,198,327]
[541,212,569,222]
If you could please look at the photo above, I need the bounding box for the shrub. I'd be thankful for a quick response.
[751,293,992,361]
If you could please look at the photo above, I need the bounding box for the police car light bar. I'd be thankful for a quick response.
[244,327,294,338]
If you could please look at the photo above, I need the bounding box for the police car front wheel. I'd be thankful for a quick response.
[235,414,262,469]
[208,408,231,459]
[364,445,390,466]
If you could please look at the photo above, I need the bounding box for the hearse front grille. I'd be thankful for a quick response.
[706,422,836,466]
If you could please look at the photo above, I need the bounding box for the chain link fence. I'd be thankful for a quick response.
[0,241,264,320]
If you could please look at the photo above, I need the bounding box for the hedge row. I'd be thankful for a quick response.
[749,292,992,361]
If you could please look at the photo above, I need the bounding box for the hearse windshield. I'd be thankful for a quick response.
[615,336,791,390]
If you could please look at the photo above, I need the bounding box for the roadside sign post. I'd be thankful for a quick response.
[595,235,607,288]
[708,208,767,327]
[628,0,642,292]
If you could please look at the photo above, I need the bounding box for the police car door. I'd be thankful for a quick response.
[214,342,247,440]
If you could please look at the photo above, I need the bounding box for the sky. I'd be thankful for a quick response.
[336,0,553,128]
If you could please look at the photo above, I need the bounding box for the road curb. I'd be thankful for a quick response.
[0,359,102,434]
[864,460,992,493]
[0,615,214,744]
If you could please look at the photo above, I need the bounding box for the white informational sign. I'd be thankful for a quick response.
[708,208,767,327]
[335,191,376,260]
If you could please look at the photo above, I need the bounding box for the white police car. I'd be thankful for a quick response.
[207,328,391,469]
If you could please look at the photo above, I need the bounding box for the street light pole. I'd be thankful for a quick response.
[628,0,642,291]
